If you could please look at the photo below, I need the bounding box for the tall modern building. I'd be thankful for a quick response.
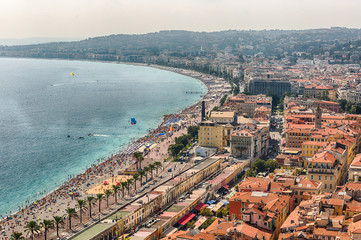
[249,78,291,96]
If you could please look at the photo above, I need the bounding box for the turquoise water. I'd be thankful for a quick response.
[0,58,206,216]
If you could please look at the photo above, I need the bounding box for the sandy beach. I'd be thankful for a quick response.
[0,64,227,240]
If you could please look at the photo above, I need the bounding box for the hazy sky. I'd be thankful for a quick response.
[1,0,361,39]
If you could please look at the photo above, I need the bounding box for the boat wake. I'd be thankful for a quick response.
[92,134,110,137]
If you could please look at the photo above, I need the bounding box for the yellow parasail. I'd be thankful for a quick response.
[70,72,75,76]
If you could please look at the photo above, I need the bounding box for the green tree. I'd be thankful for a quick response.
[75,199,88,223]
[169,143,184,156]
[233,85,240,95]
[265,159,279,172]
[139,170,146,185]
[40,219,55,240]
[339,99,347,111]
[201,217,216,229]
[104,189,112,208]
[133,152,144,170]
[64,208,78,231]
[251,158,266,173]
[24,221,40,240]
[246,168,257,177]
[126,178,133,195]
[200,207,213,216]
[133,173,139,191]
[187,126,200,138]
[154,161,162,175]
[186,220,195,229]
[121,181,127,198]
[175,134,191,147]
[96,193,104,217]
[112,185,121,203]
[10,232,25,240]
[212,106,220,111]
[144,166,150,181]
[243,86,250,95]
[149,164,156,179]
[87,196,96,218]
[53,216,64,239]
[220,94,228,106]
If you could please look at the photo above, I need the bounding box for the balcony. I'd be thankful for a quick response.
[307,168,336,175]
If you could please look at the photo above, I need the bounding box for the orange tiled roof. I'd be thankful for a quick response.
[309,151,337,164]
[238,177,271,192]
[231,223,272,240]
[350,153,361,167]
[281,206,300,229]
[314,228,351,239]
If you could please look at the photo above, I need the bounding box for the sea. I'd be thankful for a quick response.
[0,58,207,217]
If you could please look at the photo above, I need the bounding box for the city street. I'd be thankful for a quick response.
[268,114,284,159]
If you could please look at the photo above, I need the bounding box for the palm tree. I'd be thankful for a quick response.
[104,189,112,208]
[87,196,96,218]
[112,185,121,203]
[24,221,40,240]
[139,170,146,185]
[154,161,162,175]
[75,199,88,223]
[96,193,104,215]
[126,178,133,195]
[149,164,156,179]
[133,173,139,191]
[144,166,150,182]
[53,216,64,239]
[10,232,25,240]
[121,181,127,198]
[133,152,144,170]
[40,219,55,240]
[64,208,78,231]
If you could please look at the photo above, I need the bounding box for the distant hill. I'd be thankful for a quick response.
[0,37,83,46]
[1,28,361,61]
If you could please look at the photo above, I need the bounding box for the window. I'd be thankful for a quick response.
[319,176,321,180]
[325,176,327,180]
[330,176,332,180]
[311,175,313,180]
[330,184,332,189]
[325,184,327,189]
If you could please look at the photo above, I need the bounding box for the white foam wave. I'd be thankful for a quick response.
[92,134,110,137]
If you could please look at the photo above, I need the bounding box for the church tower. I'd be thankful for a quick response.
[315,106,322,129]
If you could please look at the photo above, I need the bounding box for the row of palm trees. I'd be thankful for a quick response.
[11,159,163,240]
[12,216,65,240]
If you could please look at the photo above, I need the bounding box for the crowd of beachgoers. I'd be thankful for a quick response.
[0,66,224,240]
